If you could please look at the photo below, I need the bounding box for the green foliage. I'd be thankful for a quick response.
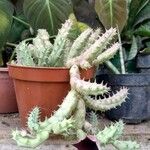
[23,0,73,36]
[93,0,150,73]
[0,0,14,48]
[8,14,30,43]
[95,0,128,31]
[135,22,150,37]
[0,0,14,65]
[127,36,138,61]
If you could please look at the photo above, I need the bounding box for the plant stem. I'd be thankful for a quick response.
[6,42,17,47]
[117,26,126,74]
[9,49,16,63]
[13,16,30,28]
[105,61,120,74]
[5,42,17,63]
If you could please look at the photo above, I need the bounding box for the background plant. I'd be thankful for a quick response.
[94,0,150,73]
[0,0,73,66]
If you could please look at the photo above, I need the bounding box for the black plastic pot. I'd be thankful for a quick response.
[137,54,150,73]
[96,73,150,124]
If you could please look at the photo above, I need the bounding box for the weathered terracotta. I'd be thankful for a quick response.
[8,64,95,127]
[0,68,18,113]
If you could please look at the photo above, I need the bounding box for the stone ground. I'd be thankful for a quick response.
[0,113,150,150]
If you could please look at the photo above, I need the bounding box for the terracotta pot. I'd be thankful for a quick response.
[0,68,18,113]
[8,64,95,127]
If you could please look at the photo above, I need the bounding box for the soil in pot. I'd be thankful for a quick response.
[8,64,95,127]
[96,73,150,124]
[0,68,18,113]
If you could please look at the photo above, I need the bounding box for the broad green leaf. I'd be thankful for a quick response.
[23,0,73,36]
[126,0,149,30]
[0,0,14,48]
[95,0,128,31]
[134,21,150,37]
[15,0,24,14]
[127,36,138,60]
[134,1,150,27]
[8,14,29,43]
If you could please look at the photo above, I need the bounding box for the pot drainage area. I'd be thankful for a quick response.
[0,113,150,150]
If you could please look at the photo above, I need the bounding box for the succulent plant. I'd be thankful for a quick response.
[12,65,139,149]
[14,19,120,69]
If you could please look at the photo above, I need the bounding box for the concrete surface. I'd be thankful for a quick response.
[0,113,150,150]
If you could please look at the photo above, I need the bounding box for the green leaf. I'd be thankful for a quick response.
[127,0,149,27]
[134,21,150,37]
[127,36,138,60]
[0,0,14,48]
[23,0,73,36]
[140,48,150,54]
[8,14,29,43]
[95,0,128,31]
[134,1,150,27]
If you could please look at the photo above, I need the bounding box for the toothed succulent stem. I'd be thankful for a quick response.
[84,28,117,62]
[66,28,118,69]
[16,41,35,66]
[93,43,120,66]
[83,88,128,111]
[40,90,78,128]
[12,130,49,148]
[70,65,110,95]
[27,107,40,132]
[48,19,73,67]
[96,121,124,145]
[112,140,140,150]
[67,28,92,60]
[12,118,75,148]
[72,98,86,129]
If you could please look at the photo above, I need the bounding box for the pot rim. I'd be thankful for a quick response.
[0,67,8,72]
[97,73,150,76]
[7,63,70,70]
[96,73,150,86]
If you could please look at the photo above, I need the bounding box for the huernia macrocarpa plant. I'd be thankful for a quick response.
[11,20,139,149]
[13,19,119,69]
[12,65,139,149]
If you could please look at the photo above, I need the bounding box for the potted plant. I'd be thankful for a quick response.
[8,16,125,127]
[95,0,150,123]
[11,64,139,149]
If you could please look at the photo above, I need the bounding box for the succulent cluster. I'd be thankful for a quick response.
[14,19,119,69]
[12,65,139,149]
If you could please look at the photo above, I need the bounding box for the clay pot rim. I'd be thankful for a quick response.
[0,67,8,72]
[7,63,71,70]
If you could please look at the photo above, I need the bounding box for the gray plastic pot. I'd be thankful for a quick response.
[137,54,150,73]
[96,73,150,124]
